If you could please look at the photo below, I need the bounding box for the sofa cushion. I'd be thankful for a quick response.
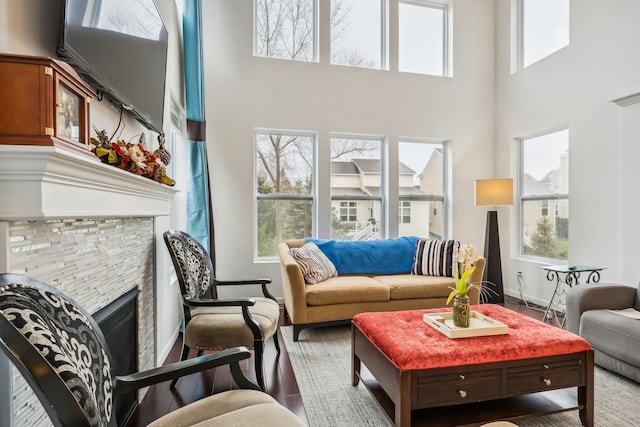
[411,239,459,277]
[306,237,420,275]
[374,274,455,300]
[305,276,390,306]
[580,309,640,367]
[288,242,338,284]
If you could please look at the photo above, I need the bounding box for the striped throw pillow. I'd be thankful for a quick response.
[289,242,338,284]
[411,239,459,277]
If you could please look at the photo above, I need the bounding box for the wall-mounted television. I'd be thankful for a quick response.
[58,0,168,134]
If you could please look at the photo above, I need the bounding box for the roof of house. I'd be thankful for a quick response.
[331,186,428,197]
[331,159,415,175]
[332,161,359,175]
[523,172,560,194]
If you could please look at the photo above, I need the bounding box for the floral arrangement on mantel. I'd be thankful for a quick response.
[90,128,176,186]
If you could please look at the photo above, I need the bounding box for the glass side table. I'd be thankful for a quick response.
[541,265,606,328]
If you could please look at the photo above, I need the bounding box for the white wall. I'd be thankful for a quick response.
[5,0,635,341]
[202,0,496,299]
[495,0,640,305]
[0,0,186,365]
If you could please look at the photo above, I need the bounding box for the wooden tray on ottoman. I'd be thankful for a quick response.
[423,311,509,338]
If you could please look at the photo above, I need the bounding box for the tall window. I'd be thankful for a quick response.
[254,0,317,62]
[519,129,569,261]
[398,140,447,239]
[519,0,569,68]
[399,1,448,76]
[331,0,386,70]
[330,135,384,239]
[255,130,315,258]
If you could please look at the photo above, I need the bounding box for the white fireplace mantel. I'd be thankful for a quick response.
[0,145,181,426]
[0,145,178,220]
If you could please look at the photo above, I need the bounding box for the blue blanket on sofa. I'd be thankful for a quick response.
[306,237,420,275]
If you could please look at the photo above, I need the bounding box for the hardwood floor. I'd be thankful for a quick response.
[125,296,554,427]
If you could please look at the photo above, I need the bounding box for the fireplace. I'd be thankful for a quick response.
[0,145,178,426]
[94,288,139,426]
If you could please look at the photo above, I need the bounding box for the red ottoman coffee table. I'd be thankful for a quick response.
[352,304,594,426]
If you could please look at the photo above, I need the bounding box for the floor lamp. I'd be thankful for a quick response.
[475,178,513,304]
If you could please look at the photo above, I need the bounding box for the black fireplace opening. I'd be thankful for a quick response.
[94,288,139,427]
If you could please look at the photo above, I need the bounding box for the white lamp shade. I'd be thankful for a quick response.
[475,178,514,206]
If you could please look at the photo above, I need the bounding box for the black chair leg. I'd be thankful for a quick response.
[254,341,265,392]
[179,344,190,360]
[170,344,191,390]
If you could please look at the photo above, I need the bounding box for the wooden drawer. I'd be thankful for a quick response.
[415,369,502,407]
[507,358,583,394]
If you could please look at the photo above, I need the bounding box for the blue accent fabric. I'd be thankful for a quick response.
[306,237,420,275]
[186,142,210,250]
[183,0,210,250]
[183,0,205,122]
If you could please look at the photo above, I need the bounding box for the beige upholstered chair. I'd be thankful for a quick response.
[0,273,303,427]
[163,230,280,391]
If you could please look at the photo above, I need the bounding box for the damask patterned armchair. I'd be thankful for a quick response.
[0,273,303,427]
[163,230,281,392]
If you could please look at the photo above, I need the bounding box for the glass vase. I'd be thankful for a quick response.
[453,294,470,327]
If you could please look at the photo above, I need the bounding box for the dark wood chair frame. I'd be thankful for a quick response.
[163,230,281,392]
[0,273,260,427]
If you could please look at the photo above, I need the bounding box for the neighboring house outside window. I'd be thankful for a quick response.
[398,140,447,240]
[330,136,384,240]
[518,0,569,69]
[255,129,315,258]
[399,0,449,76]
[254,0,318,62]
[519,128,569,261]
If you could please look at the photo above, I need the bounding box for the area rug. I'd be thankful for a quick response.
[282,325,640,427]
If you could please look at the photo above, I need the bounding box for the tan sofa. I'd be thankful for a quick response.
[278,239,486,341]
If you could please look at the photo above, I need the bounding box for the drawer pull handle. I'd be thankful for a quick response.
[459,390,467,398]
[543,364,549,369]
[543,378,552,386]
[459,374,465,380]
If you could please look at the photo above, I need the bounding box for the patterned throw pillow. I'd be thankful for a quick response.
[289,242,338,284]
[411,239,460,277]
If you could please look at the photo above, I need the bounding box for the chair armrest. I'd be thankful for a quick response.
[214,278,271,286]
[565,284,637,334]
[183,297,256,308]
[114,346,260,395]
[214,278,277,302]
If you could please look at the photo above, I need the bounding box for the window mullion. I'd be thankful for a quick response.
[521,194,568,202]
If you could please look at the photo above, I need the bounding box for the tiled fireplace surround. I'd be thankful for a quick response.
[0,145,178,426]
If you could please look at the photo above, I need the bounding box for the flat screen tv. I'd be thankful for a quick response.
[58,0,168,134]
